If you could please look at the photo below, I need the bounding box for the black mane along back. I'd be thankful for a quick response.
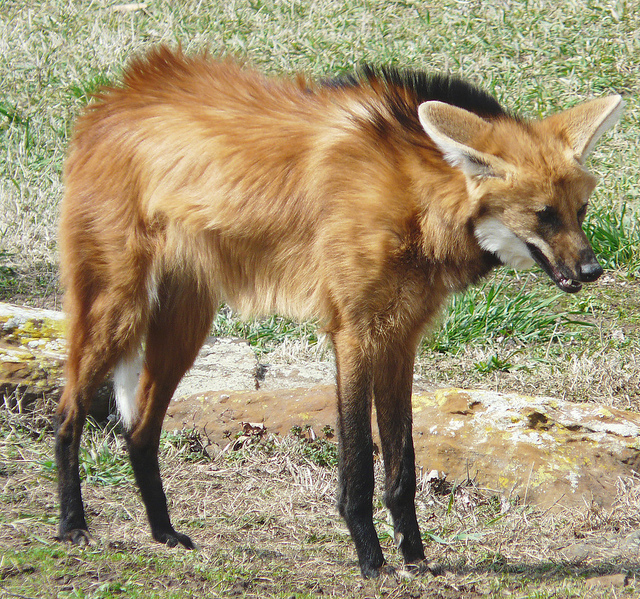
[325,66,509,133]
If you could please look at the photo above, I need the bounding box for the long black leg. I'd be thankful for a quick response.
[125,277,214,547]
[332,330,387,578]
[373,343,425,565]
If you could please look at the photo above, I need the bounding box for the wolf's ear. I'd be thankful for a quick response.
[544,95,623,163]
[418,101,507,179]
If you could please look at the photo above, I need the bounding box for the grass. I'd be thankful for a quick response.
[211,307,319,357]
[585,201,640,275]
[428,273,593,353]
[1,404,639,599]
[1,0,639,597]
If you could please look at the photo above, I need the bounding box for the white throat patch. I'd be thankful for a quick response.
[474,217,535,269]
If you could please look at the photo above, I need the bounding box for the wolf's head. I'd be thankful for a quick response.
[418,95,623,292]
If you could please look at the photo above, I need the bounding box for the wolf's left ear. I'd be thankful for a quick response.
[418,101,508,178]
[545,95,623,163]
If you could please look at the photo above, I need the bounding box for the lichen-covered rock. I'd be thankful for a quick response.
[0,302,260,418]
[0,302,67,409]
[3,301,639,511]
[167,386,640,510]
[411,388,640,509]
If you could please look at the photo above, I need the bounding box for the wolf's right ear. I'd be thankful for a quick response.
[418,101,507,179]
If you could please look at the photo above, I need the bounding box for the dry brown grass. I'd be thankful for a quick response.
[2,1,639,597]
[1,402,639,598]
[416,345,640,411]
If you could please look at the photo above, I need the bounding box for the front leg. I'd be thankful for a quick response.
[332,331,387,578]
[373,343,425,565]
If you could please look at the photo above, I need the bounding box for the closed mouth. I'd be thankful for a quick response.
[525,243,582,293]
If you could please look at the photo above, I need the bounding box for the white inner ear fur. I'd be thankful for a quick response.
[576,95,624,162]
[418,102,506,179]
[474,217,535,269]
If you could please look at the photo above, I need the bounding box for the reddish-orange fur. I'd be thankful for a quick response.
[55,46,621,577]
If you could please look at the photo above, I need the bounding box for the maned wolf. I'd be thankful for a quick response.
[55,46,622,578]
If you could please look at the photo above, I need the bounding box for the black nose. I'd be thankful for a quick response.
[579,258,603,282]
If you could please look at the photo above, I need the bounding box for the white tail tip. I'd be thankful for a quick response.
[113,352,143,429]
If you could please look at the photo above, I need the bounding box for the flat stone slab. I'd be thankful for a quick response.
[412,388,640,509]
[0,303,67,408]
[167,385,337,439]
[174,337,260,397]
[166,385,640,510]
[3,301,639,510]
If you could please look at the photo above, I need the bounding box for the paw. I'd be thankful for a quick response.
[56,528,94,546]
[154,529,195,549]
[404,559,443,577]
[361,562,396,579]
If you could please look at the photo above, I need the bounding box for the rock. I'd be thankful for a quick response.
[166,385,337,440]
[3,301,640,511]
[166,386,640,511]
[256,360,335,390]
[174,337,259,398]
[0,302,261,419]
[0,302,67,410]
[410,388,640,509]
[562,530,640,562]
[584,573,630,588]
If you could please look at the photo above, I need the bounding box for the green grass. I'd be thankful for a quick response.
[290,424,338,468]
[585,201,640,276]
[427,273,593,354]
[211,307,319,355]
[1,2,639,597]
[0,250,17,295]
[0,544,223,599]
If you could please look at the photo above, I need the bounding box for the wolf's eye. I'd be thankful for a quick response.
[577,203,588,223]
[537,206,561,228]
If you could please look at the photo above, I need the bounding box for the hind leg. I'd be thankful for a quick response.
[124,280,215,548]
[56,374,95,544]
[56,295,145,544]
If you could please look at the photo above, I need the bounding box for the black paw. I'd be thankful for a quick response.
[154,529,194,549]
[405,559,443,577]
[56,528,94,546]
[361,562,395,579]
